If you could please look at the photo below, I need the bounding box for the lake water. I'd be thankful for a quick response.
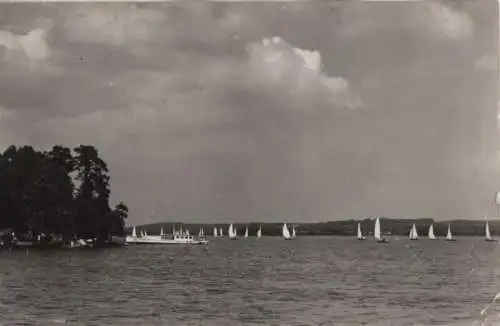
[0,236,500,325]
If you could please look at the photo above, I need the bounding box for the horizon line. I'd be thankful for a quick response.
[126,217,498,227]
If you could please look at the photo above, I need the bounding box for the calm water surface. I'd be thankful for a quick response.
[1,236,500,325]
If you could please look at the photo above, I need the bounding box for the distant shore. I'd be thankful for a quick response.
[130,218,498,237]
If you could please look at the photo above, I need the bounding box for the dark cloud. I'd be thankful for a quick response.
[0,1,497,224]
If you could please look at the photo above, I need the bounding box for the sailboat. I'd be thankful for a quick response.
[198,227,205,239]
[160,227,164,236]
[219,228,224,237]
[374,217,389,243]
[256,226,262,238]
[428,224,437,240]
[357,222,366,240]
[282,223,293,240]
[213,227,218,237]
[244,227,249,238]
[409,223,419,240]
[291,226,296,239]
[485,218,496,242]
[125,225,138,243]
[228,224,237,240]
[445,224,456,241]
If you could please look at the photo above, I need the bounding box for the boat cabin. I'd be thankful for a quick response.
[172,234,194,241]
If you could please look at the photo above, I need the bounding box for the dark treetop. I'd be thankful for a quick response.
[0,145,128,243]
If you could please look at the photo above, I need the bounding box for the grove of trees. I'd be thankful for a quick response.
[0,144,128,244]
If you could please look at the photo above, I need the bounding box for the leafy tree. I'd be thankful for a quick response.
[0,144,127,244]
[104,202,129,237]
[73,145,112,241]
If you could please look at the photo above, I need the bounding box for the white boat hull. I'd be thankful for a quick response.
[14,241,36,248]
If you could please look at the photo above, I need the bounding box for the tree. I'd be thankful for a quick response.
[47,145,76,175]
[24,154,75,237]
[104,202,129,237]
[73,145,112,240]
[0,144,127,244]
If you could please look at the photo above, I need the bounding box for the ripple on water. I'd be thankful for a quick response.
[0,237,498,325]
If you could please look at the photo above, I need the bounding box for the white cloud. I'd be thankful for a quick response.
[424,2,473,40]
[0,27,61,77]
[244,36,362,108]
[0,28,51,62]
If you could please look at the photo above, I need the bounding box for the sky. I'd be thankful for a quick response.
[0,1,498,224]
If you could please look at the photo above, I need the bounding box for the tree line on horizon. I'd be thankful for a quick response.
[0,144,128,243]
[131,218,495,237]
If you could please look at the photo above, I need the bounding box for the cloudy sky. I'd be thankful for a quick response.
[0,1,497,224]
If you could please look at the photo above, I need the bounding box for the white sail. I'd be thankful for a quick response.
[486,219,492,240]
[213,227,218,237]
[257,226,262,238]
[357,223,365,240]
[496,191,500,206]
[229,224,237,239]
[409,224,418,240]
[446,224,453,240]
[160,227,164,236]
[185,229,190,236]
[282,223,291,239]
[199,228,202,237]
[292,226,296,238]
[219,228,224,237]
[428,224,436,239]
[244,227,248,238]
[132,226,137,238]
[374,217,381,241]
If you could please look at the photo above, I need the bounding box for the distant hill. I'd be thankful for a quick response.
[126,218,498,237]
